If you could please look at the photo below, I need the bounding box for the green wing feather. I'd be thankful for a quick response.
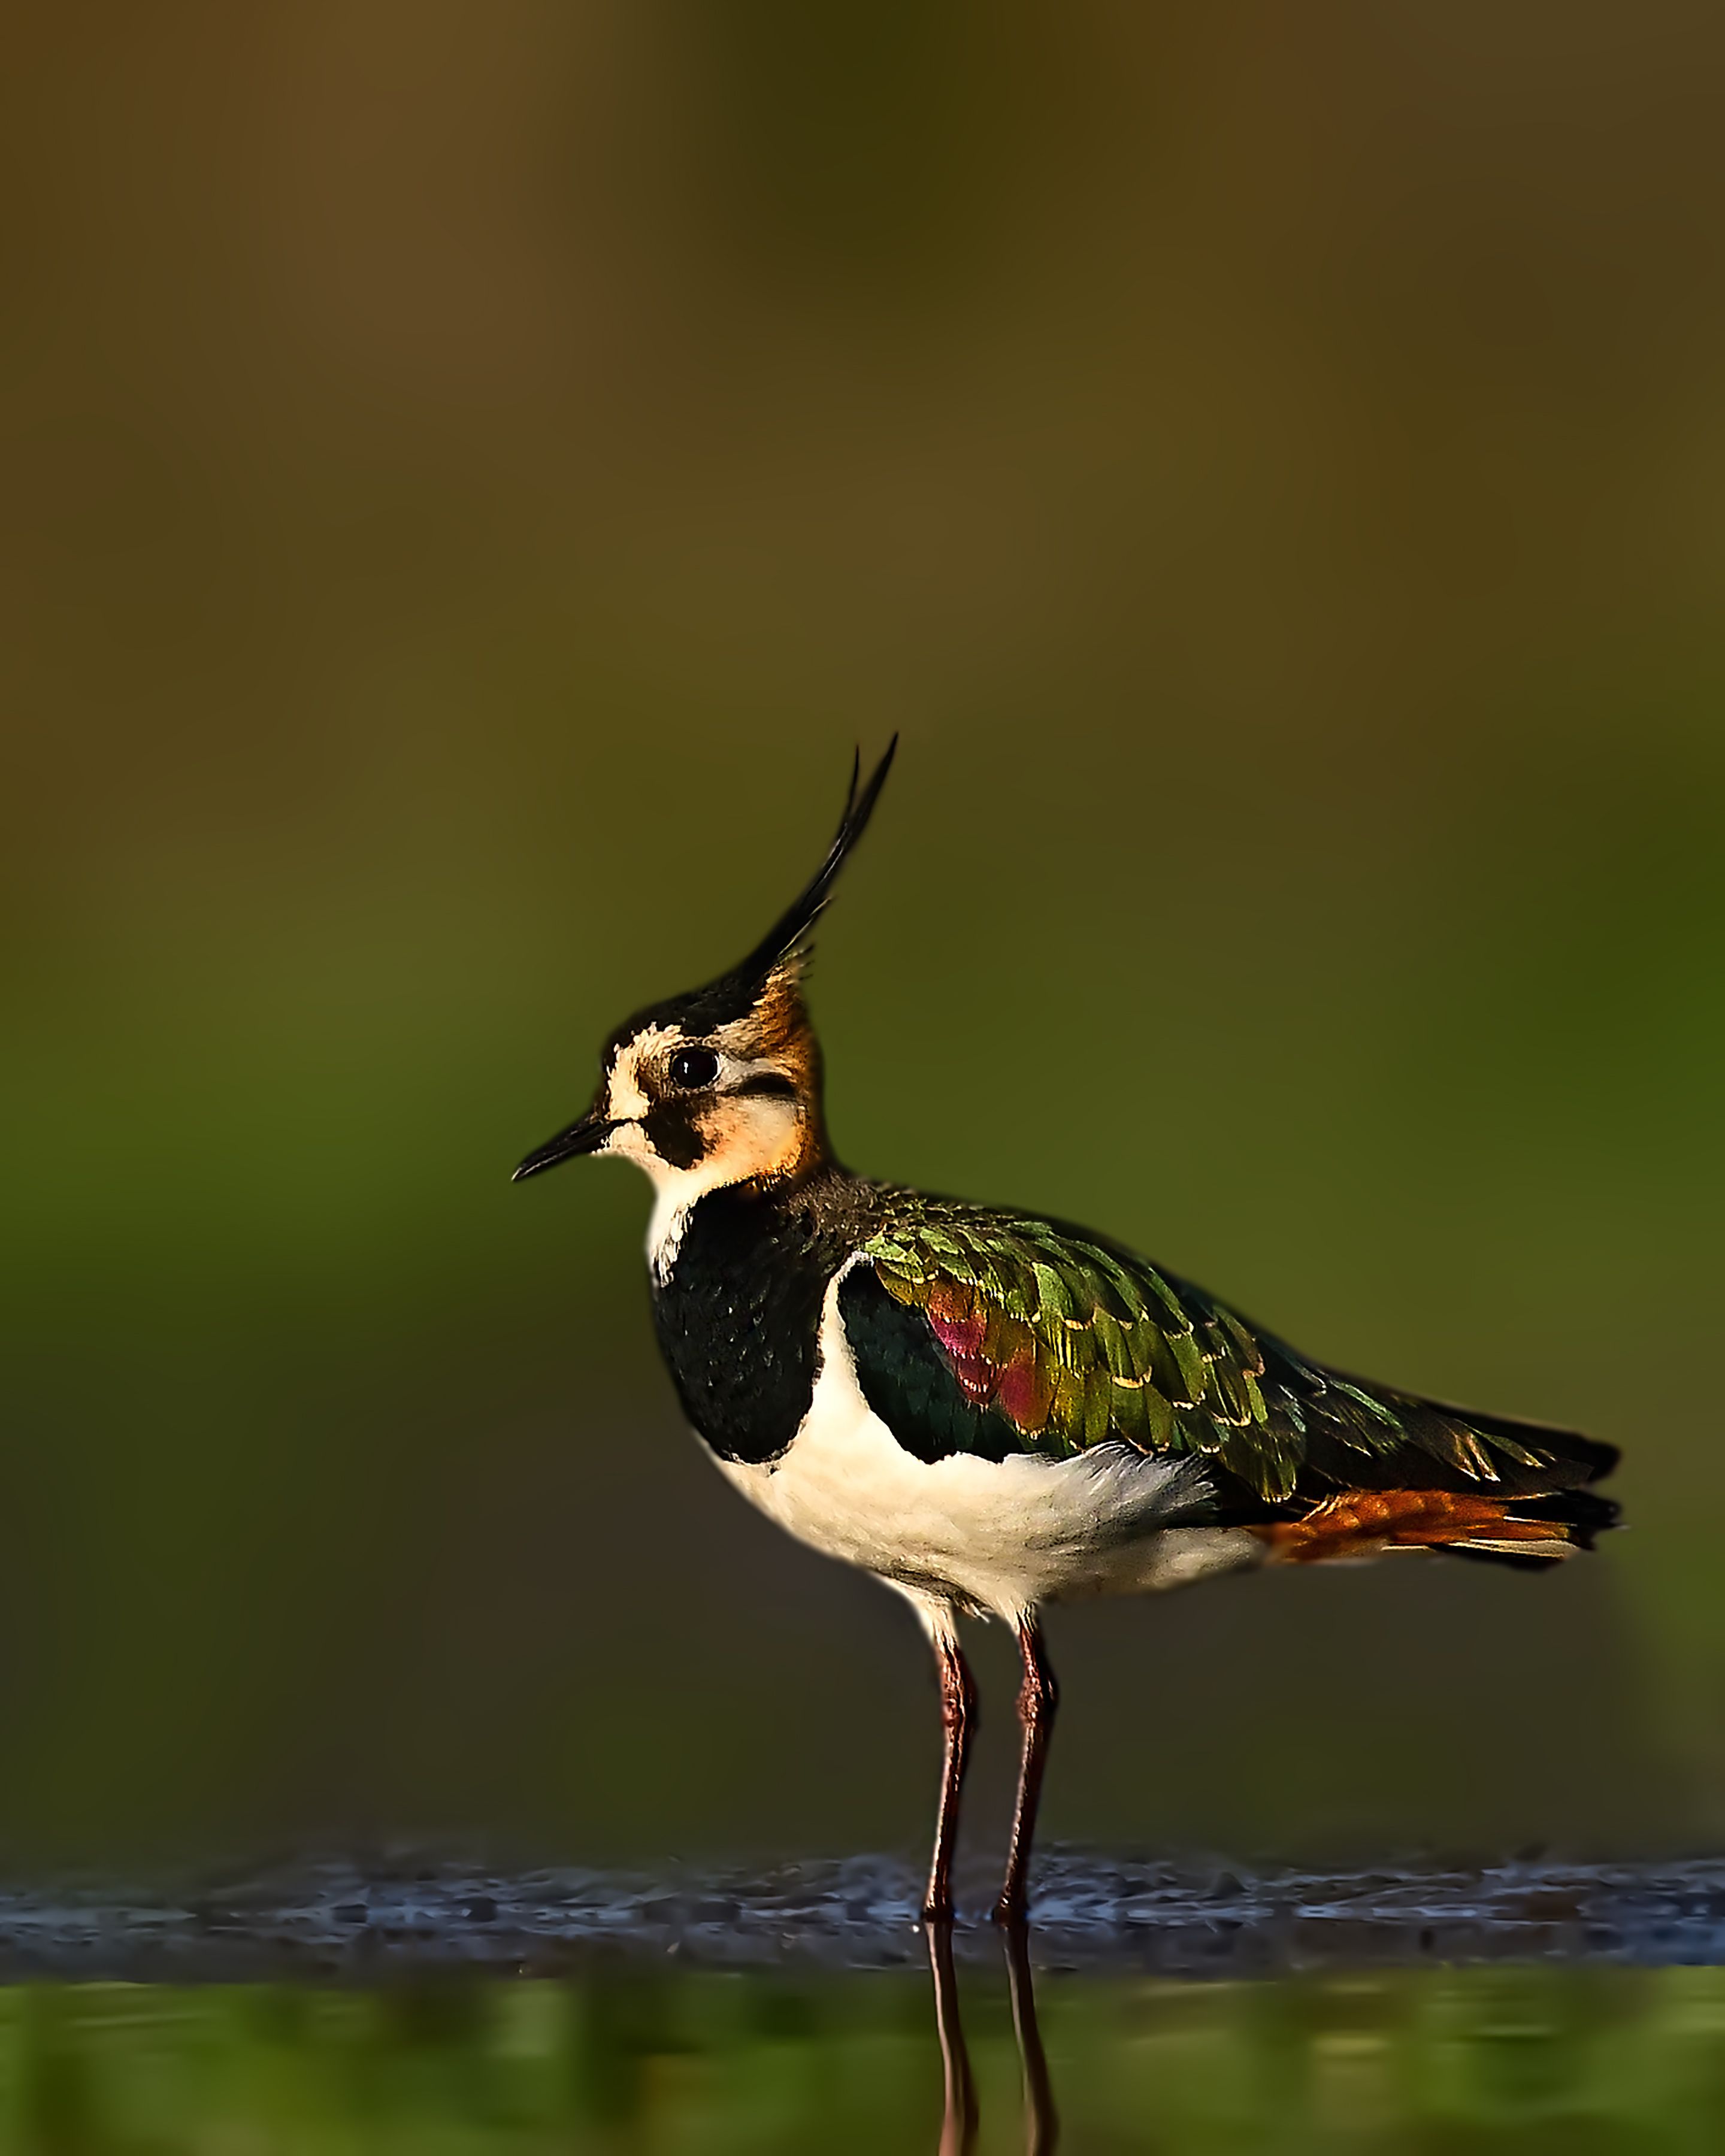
[856,1196,1608,1508]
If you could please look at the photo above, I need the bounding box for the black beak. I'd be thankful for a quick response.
[512,1113,619,1182]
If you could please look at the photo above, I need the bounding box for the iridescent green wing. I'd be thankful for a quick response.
[839,1197,1606,1507]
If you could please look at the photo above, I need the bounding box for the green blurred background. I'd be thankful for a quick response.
[3,1,1723,1871]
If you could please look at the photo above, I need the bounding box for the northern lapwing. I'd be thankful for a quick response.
[514,743,1620,1922]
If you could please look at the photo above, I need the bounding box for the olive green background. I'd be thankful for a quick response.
[4,2,1723,1870]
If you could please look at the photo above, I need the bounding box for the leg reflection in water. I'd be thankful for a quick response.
[926,1919,978,2156]
[923,1919,1060,2155]
[1003,1920,1058,2151]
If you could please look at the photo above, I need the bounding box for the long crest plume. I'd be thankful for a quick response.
[732,737,898,987]
[663,738,898,1035]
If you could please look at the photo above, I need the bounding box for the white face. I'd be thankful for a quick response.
[595,1021,813,1209]
[513,959,825,1259]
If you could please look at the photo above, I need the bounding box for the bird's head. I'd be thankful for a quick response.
[513,740,895,1216]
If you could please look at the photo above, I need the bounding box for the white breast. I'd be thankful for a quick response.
[712,1264,1263,1623]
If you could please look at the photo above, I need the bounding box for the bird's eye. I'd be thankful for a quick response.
[667,1045,720,1089]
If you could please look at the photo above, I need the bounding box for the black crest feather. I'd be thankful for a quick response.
[620,738,897,1042]
[729,736,897,987]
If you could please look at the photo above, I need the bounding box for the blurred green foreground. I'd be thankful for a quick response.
[4,1964,1725,2154]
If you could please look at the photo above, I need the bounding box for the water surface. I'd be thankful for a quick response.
[6,1957,1725,2152]
[4,1854,1725,2150]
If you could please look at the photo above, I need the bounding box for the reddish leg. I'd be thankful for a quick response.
[993,1615,1058,1927]
[923,1628,976,1922]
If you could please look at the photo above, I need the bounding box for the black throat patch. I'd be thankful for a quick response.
[649,1182,852,1465]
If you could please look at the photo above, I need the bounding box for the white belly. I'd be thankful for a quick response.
[712,1268,1263,1623]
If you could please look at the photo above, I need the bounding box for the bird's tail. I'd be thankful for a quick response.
[1260,1408,1621,1572]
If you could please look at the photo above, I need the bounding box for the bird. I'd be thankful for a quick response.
[513,741,1621,1925]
